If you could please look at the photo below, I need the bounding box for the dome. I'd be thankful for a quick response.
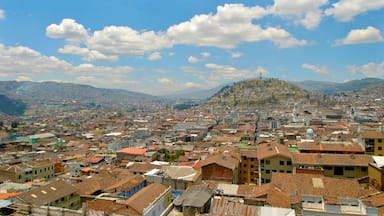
[306,128,314,135]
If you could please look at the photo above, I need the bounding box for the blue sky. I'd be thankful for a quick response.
[0,0,383,95]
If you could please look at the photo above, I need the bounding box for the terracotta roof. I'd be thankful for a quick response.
[86,199,131,215]
[297,141,365,153]
[200,153,239,170]
[361,131,384,139]
[124,183,169,215]
[84,156,104,164]
[210,196,259,216]
[75,173,120,195]
[270,173,363,206]
[257,142,292,160]
[361,192,384,207]
[16,180,77,206]
[117,148,147,155]
[292,153,372,166]
[103,175,145,192]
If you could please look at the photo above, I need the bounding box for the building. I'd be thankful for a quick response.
[123,182,172,216]
[269,173,371,215]
[297,141,365,154]
[368,156,384,191]
[200,152,240,184]
[359,131,384,155]
[116,148,147,162]
[257,142,293,184]
[292,153,372,178]
[0,160,54,183]
[15,180,81,210]
[239,150,258,184]
[173,184,213,216]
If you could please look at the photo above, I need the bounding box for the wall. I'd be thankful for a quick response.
[202,164,233,183]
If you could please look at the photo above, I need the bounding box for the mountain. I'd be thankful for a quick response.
[0,94,27,116]
[205,78,311,107]
[164,84,227,100]
[292,78,384,95]
[0,81,157,111]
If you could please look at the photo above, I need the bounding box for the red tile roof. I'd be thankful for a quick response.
[257,142,292,160]
[117,148,147,155]
[292,153,372,166]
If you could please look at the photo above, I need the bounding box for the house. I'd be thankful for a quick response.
[0,160,54,183]
[257,142,293,184]
[359,131,384,155]
[15,180,81,210]
[292,153,372,178]
[116,148,147,162]
[123,182,172,216]
[269,172,372,215]
[86,199,130,216]
[297,141,365,154]
[210,196,295,216]
[200,152,240,184]
[239,150,258,184]
[145,165,201,190]
[173,184,213,216]
[368,156,384,190]
[103,175,146,198]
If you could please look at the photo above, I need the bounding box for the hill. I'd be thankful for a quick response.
[0,94,27,116]
[292,78,384,95]
[205,78,311,107]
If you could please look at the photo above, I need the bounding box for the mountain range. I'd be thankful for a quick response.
[0,78,383,115]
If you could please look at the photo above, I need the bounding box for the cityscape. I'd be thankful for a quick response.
[0,1,384,216]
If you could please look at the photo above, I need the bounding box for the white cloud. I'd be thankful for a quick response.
[302,63,329,74]
[348,61,384,77]
[188,56,199,63]
[157,78,173,84]
[325,0,384,22]
[0,43,133,81]
[88,26,172,56]
[167,4,306,48]
[201,52,211,58]
[268,0,329,30]
[59,45,118,61]
[0,9,5,20]
[256,66,269,76]
[46,19,89,43]
[335,26,384,45]
[168,52,175,56]
[205,63,261,80]
[148,52,162,61]
[230,51,243,58]
[16,76,33,82]
[184,82,202,88]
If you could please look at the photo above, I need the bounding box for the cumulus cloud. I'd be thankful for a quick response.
[46,19,89,43]
[325,0,384,22]
[0,9,5,20]
[348,61,384,78]
[148,52,162,61]
[184,82,202,88]
[302,63,329,74]
[157,78,172,84]
[188,56,199,63]
[230,51,243,58]
[0,43,133,82]
[204,63,261,80]
[167,4,306,48]
[59,45,118,61]
[201,52,211,58]
[335,26,384,45]
[268,0,329,30]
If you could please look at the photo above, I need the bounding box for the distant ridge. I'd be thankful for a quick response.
[292,78,384,95]
[0,94,27,116]
[205,78,311,107]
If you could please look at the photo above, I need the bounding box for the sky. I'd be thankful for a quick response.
[0,0,383,95]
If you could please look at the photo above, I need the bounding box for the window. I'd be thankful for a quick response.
[345,167,354,171]
[379,147,382,150]
[250,158,255,162]
[261,159,264,164]
[287,161,292,166]
[272,169,277,172]
[251,165,254,169]
[323,166,332,170]
[280,170,284,173]
[287,170,292,173]
[266,160,270,165]
[280,161,284,165]
[334,167,344,176]
[361,167,367,172]
[379,139,382,143]
[266,170,270,174]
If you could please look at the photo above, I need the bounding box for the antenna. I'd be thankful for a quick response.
[259,71,262,80]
